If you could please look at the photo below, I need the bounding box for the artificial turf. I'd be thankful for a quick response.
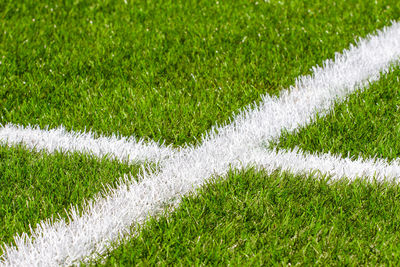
[270,67,400,162]
[0,144,143,246]
[91,168,400,265]
[87,48,400,266]
[2,0,400,265]
[1,0,399,146]
[85,69,400,264]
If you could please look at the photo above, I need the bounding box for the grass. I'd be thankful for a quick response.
[1,0,400,265]
[269,67,400,162]
[86,68,400,264]
[92,169,400,265]
[0,0,399,146]
[0,144,143,246]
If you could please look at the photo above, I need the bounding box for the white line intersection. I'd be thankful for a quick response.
[1,22,400,266]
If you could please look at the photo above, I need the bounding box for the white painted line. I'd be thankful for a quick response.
[1,22,400,266]
[248,148,400,183]
[0,123,175,164]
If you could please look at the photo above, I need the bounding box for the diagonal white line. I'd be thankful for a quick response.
[0,123,175,164]
[1,22,400,266]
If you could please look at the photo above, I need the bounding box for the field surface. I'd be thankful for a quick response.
[1,0,400,265]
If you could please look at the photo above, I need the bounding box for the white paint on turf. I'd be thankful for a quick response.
[250,147,400,183]
[0,123,175,164]
[1,22,400,266]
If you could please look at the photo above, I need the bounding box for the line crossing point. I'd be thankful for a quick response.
[1,22,400,266]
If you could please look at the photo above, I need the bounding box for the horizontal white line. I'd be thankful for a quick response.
[1,22,400,266]
[248,148,400,183]
[0,124,175,164]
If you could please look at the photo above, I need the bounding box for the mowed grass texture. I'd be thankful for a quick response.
[270,67,400,162]
[0,145,143,246]
[0,0,399,146]
[2,0,400,265]
[88,72,400,264]
[93,169,400,265]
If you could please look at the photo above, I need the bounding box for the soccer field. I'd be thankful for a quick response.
[1,0,400,265]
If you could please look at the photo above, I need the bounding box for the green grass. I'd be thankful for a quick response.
[92,168,400,265]
[84,63,400,264]
[270,67,400,162]
[0,0,399,145]
[2,0,400,265]
[0,144,143,246]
